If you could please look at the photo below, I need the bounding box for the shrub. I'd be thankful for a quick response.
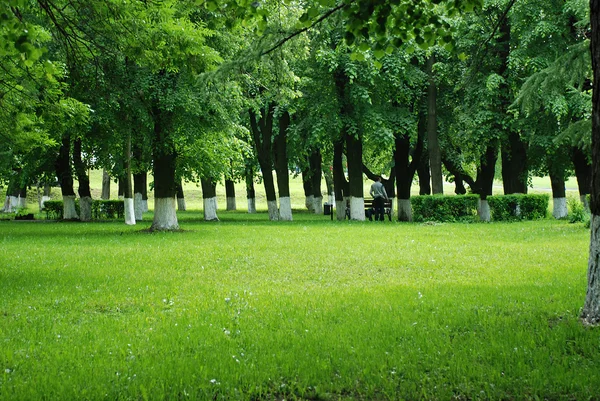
[487,194,549,221]
[42,200,64,219]
[568,195,590,224]
[42,199,124,220]
[411,195,479,222]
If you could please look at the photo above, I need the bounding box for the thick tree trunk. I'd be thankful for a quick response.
[201,178,218,221]
[417,153,431,195]
[40,182,51,210]
[133,172,147,221]
[123,133,135,225]
[346,133,364,221]
[275,111,292,220]
[477,145,498,222]
[55,133,78,220]
[245,166,256,214]
[310,149,323,214]
[427,55,443,195]
[150,108,178,231]
[225,179,237,211]
[550,170,568,219]
[573,146,592,210]
[501,131,529,194]
[323,165,334,206]
[176,181,186,211]
[333,137,349,220]
[101,169,111,200]
[249,105,278,220]
[302,167,314,212]
[73,138,92,221]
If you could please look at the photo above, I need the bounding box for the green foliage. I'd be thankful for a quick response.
[41,200,66,220]
[42,200,125,220]
[488,194,549,221]
[567,195,590,224]
[411,194,479,222]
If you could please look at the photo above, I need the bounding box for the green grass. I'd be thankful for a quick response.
[0,214,596,400]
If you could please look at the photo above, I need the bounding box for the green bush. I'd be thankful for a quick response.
[411,195,479,222]
[487,194,549,221]
[568,195,590,224]
[42,199,124,220]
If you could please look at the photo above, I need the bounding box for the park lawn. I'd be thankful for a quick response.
[0,214,596,400]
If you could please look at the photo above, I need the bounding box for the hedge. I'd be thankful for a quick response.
[487,194,549,221]
[411,195,479,222]
[42,200,124,220]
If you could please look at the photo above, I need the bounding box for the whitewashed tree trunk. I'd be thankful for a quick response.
[478,199,491,222]
[40,195,51,211]
[63,195,79,220]
[349,197,365,221]
[134,193,144,221]
[8,196,19,212]
[267,200,279,221]
[329,194,335,205]
[305,195,315,212]
[247,198,256,214]
[17,196,26,209]
[279,197,293,221]
[2,196,11,212]
[203,197,219,221]
[143,199,149,212]
[389,198,396,221]
[151,198,178,230]
[584,214,600,323]
[582,195,591,212]
[313,196,323,214]
[124,198,135,225]
[177,197,186,211]
[79,196,92,222]
[226,197,236,211]
[553,197,568,219]
[336,200,346,221]
[397,199,412,222]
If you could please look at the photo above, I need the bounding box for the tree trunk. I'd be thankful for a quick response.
[323,165,334,206]
[150,107,178,231]
[225,179,237,211]
[572,146,592,210]
[245,165,256,214]
[176,181,186,211]
[427,55,443,195]
[501,131,529,194]
[101,169,111,200]
[249,105,278,220]
[477,144,498,222]
[417,153,431,195]
[123,132,135,225]
[133,172,147,221]
[73,138,92,221]
[333,137,348,220]
[302,167,314,212]
[550,170,568,219]
[40,182,51,210]
[55,133,78,220]
[583,0,600,323]
[346,132,364,221]
[274,111,292,220]
[310,149,323,214]
[201,178,218,221]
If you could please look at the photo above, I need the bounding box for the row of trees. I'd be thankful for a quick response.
[0,0,592,229]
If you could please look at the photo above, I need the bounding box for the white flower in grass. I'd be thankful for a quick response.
[5,368,12,374]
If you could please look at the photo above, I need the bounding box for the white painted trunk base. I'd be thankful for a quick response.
[124,198,136,225]
[267,200,279,221]
[18,196,26,209]
[151,197,179,231]
[553,197,568,219]
[247,198,256,214]
[305,195,315,212]
[328,195,335,205]
[336,200,346,221]
[313,196,323,215]
[10,196,19,211]
[478,199,490,222]
[177,197,186,211]
[134,193,144,221]
[62,195,79,220]
[389,198,396,221]
[142,200,149,213]
[349,197,365,221]
[79,196,92,222]
[203,197,219,221]
[397,199,412,222]
[2,196,10,212]
[40,195,51,211]
[279,196,293,221]
[226,197,236,211]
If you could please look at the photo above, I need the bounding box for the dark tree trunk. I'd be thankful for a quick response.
[55,133,78,219]
[346,132,365,220]
[73,138,92,221]
[442,156,476,194]
[302,167,314,211]
[310,149,323,214]
[427,55,443,195]
[225,179,236,211]
[501,132,529,194]
[249,104,278,220]
[101,169,111,200]
[572,146,592,201]
[201,177,218,221]
[583,0,600,323]
[417,153,431,195]
[133,171,147,220]
[333,137,348,220]
[245,165,256,214]
[476,144,498,222]
[274,111,291,198]
[176,181,186,211]
[549,163,567,219]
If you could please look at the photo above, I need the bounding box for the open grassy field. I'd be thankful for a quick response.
[0,213,596,400]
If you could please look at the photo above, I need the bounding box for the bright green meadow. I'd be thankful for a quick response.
[0,213,598,400]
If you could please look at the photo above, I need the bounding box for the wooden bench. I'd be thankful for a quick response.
[364,198,392,221]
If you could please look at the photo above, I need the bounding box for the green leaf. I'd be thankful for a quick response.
[373,49,385,59]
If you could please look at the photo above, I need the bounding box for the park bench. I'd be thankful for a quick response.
[364,198,392,221]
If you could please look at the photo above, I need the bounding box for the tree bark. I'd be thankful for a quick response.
[550,169,568,219]
[249,105,278,220]
[274,111,292,220]
[302,167,314,212]
[333,137,349,220]
[245,165,256,214]
[417,153,431,195]
[572,146,592,209]
[477,144,498,222]
[133,172,147,220]
[310,149,323,214]
[346,132,364,221]
[427,55,443,195]
[73,138,92,221]
[501,131,529,194]
[225,179,237,211]
[176,181,186,211]
[201,178,218,221]
[101,169,111,200]
[55,133,78,220]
